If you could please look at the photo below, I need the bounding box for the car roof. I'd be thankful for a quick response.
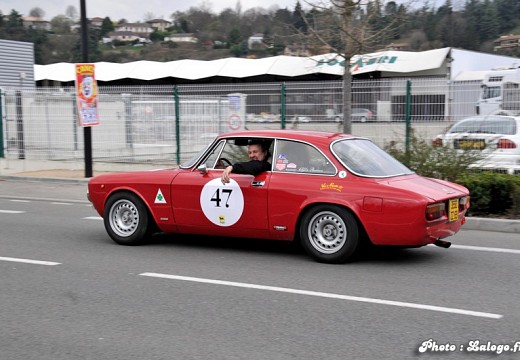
[217,130,356,147]
[459,115,520,122]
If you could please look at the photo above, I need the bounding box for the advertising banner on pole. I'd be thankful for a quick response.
[75,63,100,127]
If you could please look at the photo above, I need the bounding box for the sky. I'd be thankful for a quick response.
[1,0,303,22]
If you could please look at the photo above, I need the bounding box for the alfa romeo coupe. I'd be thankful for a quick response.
[88,130,470,263]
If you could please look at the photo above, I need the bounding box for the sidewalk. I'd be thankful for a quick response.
[1,163,519,234]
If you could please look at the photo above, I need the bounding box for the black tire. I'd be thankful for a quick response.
[104,192,150,246]
[299,205,359,263]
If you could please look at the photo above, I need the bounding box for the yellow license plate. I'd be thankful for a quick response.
[448,198,459,222]
[455,139,485,150]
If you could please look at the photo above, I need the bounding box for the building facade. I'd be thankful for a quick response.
[0,39,35,88]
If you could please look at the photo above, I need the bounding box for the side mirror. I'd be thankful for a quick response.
[197,163,208,174]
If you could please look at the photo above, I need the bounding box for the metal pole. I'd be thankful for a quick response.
[72,93,78,151]
[280,82,286,129]
[174,86,180,165]
[15,90,25,160]
[405,79,412,156]
[122,94,133,148]
[80,0,93,177]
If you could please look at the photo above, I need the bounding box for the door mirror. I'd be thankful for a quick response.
[197,163,208,174]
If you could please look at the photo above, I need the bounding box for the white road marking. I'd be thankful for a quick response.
[9,199,31,203]
[451,244,520,255]
[51,202,74,205]
[139,273,503,319]
[0,210,25,214]
[0,256,61,266]
[83,216,103,220]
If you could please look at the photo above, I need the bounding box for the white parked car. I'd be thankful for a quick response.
[432,115,520,174]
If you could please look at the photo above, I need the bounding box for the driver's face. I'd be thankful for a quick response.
[248,144,266,161]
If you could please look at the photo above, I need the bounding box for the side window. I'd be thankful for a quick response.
[201,137,274,170]
[274,140,336,175]
[220,141,250,164]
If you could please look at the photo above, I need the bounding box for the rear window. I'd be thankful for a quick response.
[331,138,413,177]
[449,117,517,135]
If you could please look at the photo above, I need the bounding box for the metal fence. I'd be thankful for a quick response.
[0,78,484,169]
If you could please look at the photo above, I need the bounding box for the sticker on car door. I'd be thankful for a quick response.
[200,178,244,226]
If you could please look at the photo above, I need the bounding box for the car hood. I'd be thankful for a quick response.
[382,175,467,201]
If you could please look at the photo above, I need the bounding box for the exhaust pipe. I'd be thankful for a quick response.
[434,239,452,248]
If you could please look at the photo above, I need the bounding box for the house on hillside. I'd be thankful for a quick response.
[248,34,264,50]
[283,44,311,57]
[21,16,51,31]
[147,19,172,32]
[164,33,197,43]
[90,17,105,27]
[494,34,520,52]
[115,23,153,38]
[107,31,140,42]
[384,42,411,51]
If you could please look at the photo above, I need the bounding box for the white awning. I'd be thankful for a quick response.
[33,49,457,83]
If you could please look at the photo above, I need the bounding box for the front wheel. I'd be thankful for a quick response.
[104,192,150,245]
[300,205,359,263]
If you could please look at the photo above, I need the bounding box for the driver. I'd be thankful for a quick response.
[221,141,271,184]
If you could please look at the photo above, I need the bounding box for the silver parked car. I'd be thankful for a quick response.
[432,115,520,174]
[334,108,376,123]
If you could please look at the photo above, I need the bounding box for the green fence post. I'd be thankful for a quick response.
[405,79,412,157]
[280,82,286,129]
[122,93,133,148]
[174,85,180,165]
[72,93,78,151]
[0,89,4,158]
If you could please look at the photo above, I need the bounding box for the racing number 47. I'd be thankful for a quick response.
[211,188,233,208]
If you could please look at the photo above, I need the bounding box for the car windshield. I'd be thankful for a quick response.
[180,142,213,168]
[449,116,516,135]
[331,138,413,177]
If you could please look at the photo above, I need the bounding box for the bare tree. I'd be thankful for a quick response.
[302,0,409,133]
[29,7,45,18]
[144,12,156,21]
[65,5,79,22]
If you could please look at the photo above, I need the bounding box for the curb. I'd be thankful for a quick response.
[0,175,90,184]
[463,217,520,234]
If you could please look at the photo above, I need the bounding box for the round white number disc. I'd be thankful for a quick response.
[200,178,244,226]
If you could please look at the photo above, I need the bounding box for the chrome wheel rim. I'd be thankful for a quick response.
[109,199,139,237]
[308,211,347,254]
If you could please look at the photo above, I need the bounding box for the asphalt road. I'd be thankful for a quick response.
[1,179,519,360]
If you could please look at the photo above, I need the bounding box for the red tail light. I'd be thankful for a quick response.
[426,202,445,221]
[497,139,517,149]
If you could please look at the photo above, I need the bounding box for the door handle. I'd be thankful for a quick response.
[251,181,265,187]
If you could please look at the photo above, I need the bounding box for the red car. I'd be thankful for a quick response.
[88,130,470,263]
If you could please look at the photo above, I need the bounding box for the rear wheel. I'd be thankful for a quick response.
[300,205,359,263]
[104,192,150,245]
